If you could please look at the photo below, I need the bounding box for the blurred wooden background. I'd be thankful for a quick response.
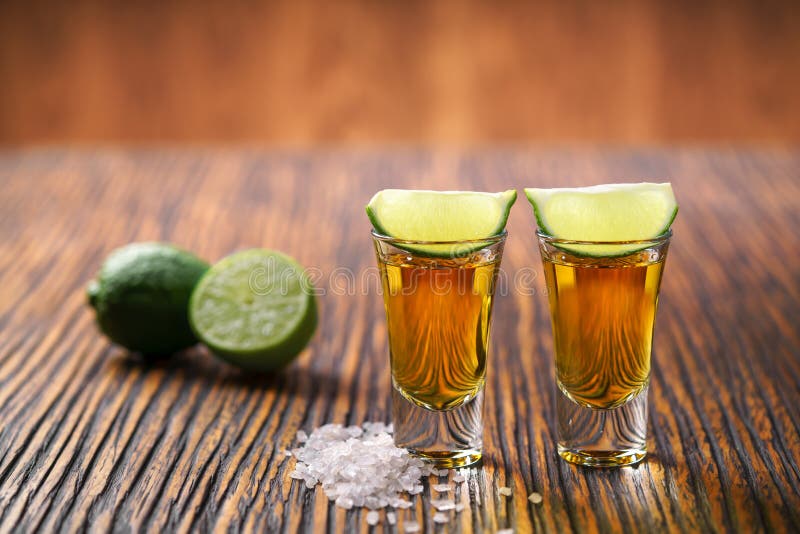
[1,0,799,145]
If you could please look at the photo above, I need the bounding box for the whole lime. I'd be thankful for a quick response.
[189,249,317,372]
[87,242,209,356]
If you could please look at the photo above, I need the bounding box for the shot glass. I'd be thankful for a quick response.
[373,232,506,468]
[537,231,672,467]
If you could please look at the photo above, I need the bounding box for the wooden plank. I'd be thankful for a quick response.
[0,149,797,532]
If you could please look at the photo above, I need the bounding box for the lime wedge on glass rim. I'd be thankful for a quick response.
[189,249,317,372]
[366,189,517,256]
[524,183,678,256]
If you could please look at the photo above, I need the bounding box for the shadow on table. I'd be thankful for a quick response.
[109,344,341,401]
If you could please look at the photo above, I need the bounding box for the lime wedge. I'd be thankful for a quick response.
[366,189,516,256]
[189,250,317,372]
[524,183,677,256]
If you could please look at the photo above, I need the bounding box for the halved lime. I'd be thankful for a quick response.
[524,183,677,256]
[189,250,317,372]
[366,189,516,256]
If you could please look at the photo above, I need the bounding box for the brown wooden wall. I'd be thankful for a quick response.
[1,0,799,145]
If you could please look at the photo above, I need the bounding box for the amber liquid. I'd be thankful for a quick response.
[543,250,666,410]
[378,252,500,411]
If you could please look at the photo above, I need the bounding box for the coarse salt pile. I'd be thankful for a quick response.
[289,422,434,510]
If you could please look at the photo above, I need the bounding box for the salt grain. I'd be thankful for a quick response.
[437,469,450,476]
[528,492,543,504]
[366,510,380,525]
[431,498,456,511]
[433,512,449,524]
[336,496,354,509]
[346,426,363,438]
[497,529,514,534]
[387,512,397,525]
[289,422,434,510]
[404,521,421,532]
[453,474,465,483]
[432,484,453,493]
[498,486,513,497]
[455,503,465,512]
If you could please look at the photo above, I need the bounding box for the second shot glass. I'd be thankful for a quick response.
[537,231,672,467]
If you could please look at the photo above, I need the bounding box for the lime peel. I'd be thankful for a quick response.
[87,242,209,356]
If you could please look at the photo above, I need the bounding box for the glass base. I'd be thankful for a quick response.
[557,446,646,467]
[392,385,484,468]
[557,384,648,468]
[408,448,482,469]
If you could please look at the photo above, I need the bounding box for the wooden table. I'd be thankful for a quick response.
[0,149,797,533]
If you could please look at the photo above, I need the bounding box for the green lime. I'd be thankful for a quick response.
[524,183,678,256]
[366,189,516,256]
[188,249,317,372]
[87,242,210,356]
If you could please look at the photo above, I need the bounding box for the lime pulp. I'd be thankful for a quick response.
[189,249,317,372]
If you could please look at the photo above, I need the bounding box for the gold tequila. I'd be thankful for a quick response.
[542,250,666,410]
[378,252,500,411]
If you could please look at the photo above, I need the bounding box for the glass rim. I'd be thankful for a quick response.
[536,228,672,245]
[371,229,507,245]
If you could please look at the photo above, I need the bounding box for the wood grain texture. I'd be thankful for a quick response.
[1,0,800,145]
[0,148,798,533]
